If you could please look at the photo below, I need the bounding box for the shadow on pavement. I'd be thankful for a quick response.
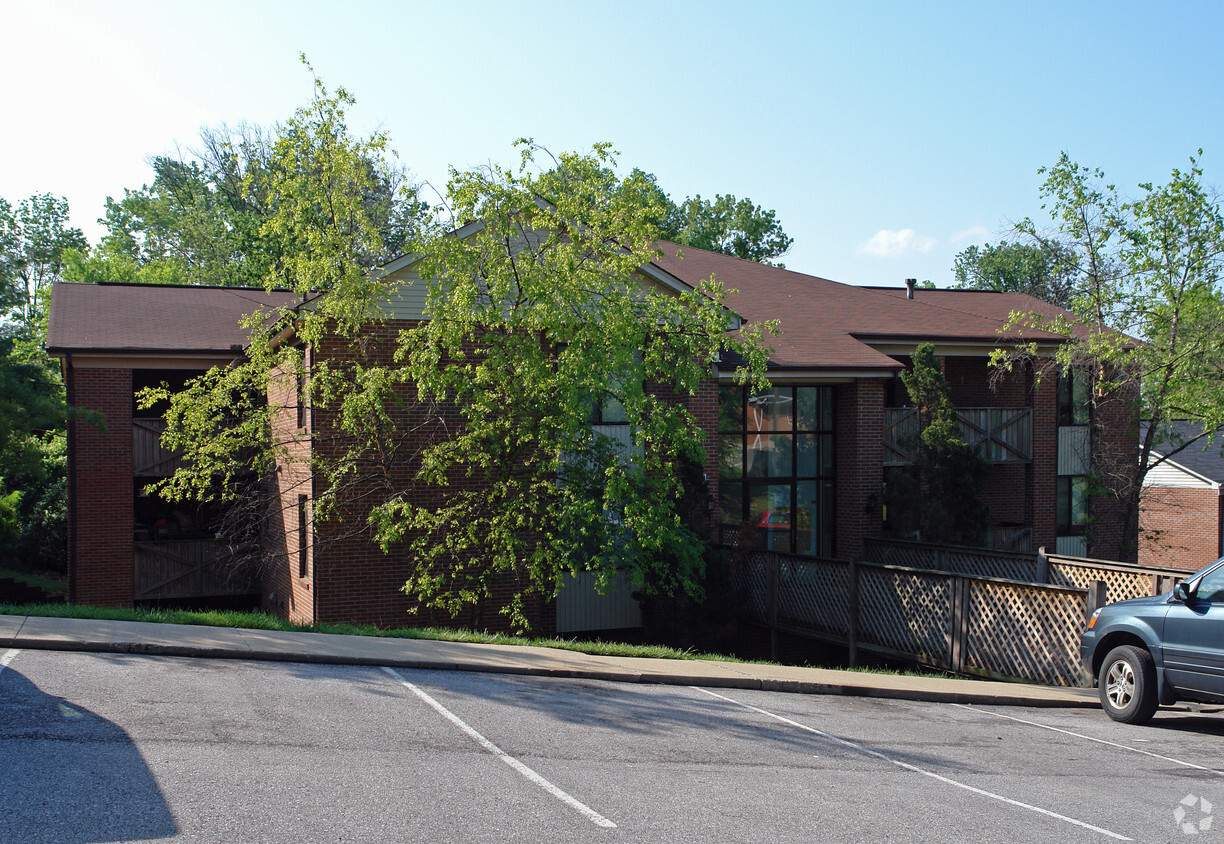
[0,660,178,843]
[355,662,971,775]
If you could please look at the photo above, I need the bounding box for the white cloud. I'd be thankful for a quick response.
[858,229,938,258]
[950,225,994,247]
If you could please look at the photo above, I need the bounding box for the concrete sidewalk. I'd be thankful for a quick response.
[0,613,1098,708]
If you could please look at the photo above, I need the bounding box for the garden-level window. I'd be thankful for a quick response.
[718,385,836,556]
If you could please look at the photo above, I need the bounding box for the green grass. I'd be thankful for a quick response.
[0,570,68,595]
[0,601,730,661]
[0,601,957,678]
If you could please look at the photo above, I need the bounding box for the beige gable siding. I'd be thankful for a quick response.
[376,266,429,320]
[373,261,682,322]
[1144,456,1217,490]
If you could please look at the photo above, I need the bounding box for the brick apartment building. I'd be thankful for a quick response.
[45,241,1137,632]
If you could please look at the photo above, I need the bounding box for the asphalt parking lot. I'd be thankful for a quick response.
[3,648,1222,842]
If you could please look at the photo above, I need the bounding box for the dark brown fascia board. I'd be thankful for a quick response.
[856,339,1064,360]
[46,346,245,357]
[714,365,901,382]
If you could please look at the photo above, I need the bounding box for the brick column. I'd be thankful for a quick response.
[1027,365,1058,553]
[836,379,884,559]
[69,367,135,606]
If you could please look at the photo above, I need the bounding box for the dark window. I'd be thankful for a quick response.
[1056,476,1089,534]
[296,346,308,430]
[719,385,835,556]
[589,393,628,425]
[297,494,309,578]
[1058,369,1090,426]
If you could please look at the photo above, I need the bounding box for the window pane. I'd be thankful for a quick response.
[796,480,817,555]
[797,434,818,477]
[1056,477,1070,531]
[600,394,627,424]
[1072,378,1091,425]
[749,484,792,553]
[1071,476,1089,525]
[795,480,834,557]
[718,385,742,432]
[820,387,834,430]
[820,434,834,475]
[820,480,835,557]
[796,387,817,431]
[747,434,793,478]
[719,433,743,479]
[718,482,743,529]
[747,388,793,433]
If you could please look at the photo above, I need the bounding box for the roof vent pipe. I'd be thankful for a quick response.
[905,278,916,299]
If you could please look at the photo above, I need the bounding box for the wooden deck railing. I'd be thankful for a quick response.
[133,540,257,601]
[133,418,183,477]
[883,407,1032,465]
[736,540,1195,687]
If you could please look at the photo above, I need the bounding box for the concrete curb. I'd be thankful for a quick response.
[3,631,1099,709]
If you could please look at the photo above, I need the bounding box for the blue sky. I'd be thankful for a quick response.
[4,0,1221,287]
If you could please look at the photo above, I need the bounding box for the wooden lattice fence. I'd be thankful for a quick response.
[863,537,1038,581]
[855,566,952,665]
[962,579,1087,686]
[739,541,1199,687]
[738,550,1094,686]
[1045,554,1187,604]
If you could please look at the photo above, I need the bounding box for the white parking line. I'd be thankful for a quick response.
[693,687,1131,842]
[952,704,1224,776]
[0,649,17,673]
[381,667,616,829]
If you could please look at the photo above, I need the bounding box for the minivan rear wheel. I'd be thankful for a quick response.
[1099,645,1159,724]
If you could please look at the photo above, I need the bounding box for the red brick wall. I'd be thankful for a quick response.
[270,322,556,634]
[264,353,316,625]
[1091,379,1141,562]
[68,367,134,607]
[835,379,884,559]
[1028,366,1058,552]
[1139,486,1220,570]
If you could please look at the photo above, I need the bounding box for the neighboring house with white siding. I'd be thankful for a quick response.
[1140,420,1224,570]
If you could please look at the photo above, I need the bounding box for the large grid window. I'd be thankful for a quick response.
[718,385,836,556]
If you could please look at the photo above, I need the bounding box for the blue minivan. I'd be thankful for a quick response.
[1081,556,1224,724]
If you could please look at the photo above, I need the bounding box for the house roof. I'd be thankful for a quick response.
[46,282,298,355]
[46,245,1078,370]
[1142,420,1224,484]
[648,243,1073,372]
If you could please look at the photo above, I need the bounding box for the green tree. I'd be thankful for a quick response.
[0,331,69,573]
[98,83,423,288]
[993,152,1224,559]
[885,344,990,545]
[537,163,793,266]
[0,194,88,330]
[952,240,1077,308]
[0,192,84,575]
[149,87,775,629]
[664,193,793,266]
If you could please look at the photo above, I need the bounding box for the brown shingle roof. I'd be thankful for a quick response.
[46,282,298,355]
[649,243,1072,371]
